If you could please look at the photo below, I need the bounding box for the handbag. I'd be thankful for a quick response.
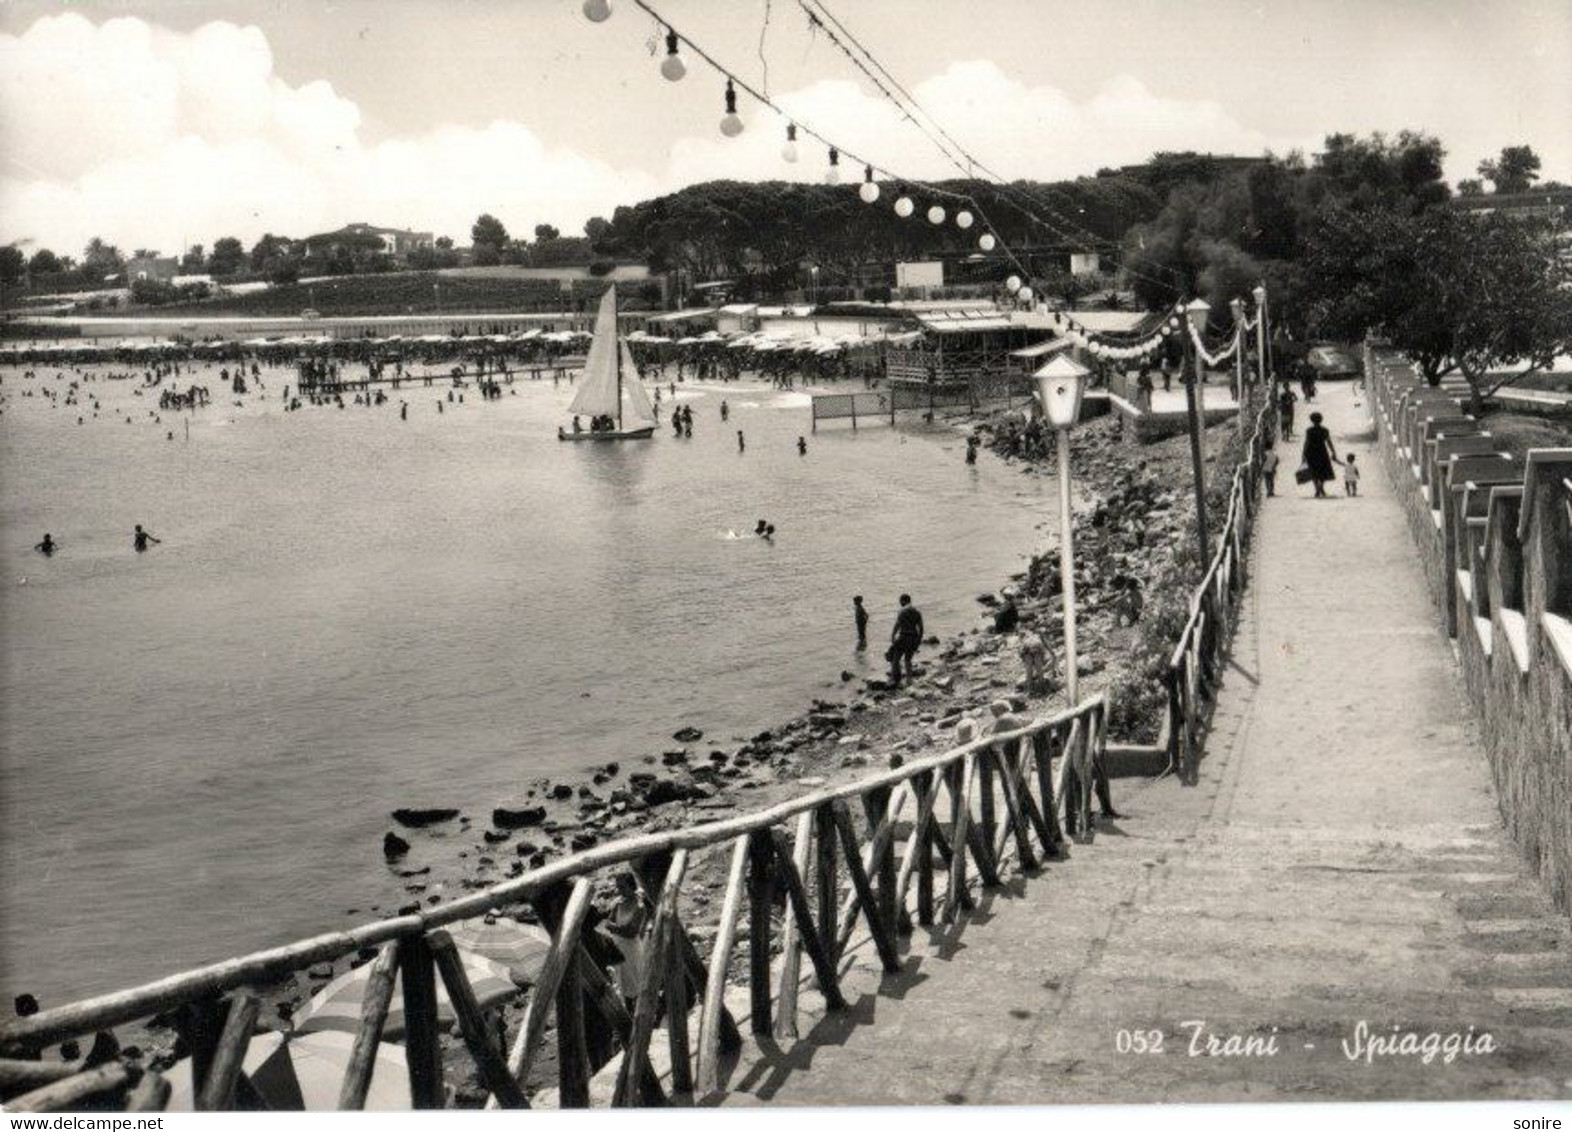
[1294,464,1313,485]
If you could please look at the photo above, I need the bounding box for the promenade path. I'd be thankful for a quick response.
[690,380,1572,1105]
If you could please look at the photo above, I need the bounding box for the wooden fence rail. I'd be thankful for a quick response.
[1164,397,1277,783]
[0,392,1278,1114]
[0,697,1109,1112]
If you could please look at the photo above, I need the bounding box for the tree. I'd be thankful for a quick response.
[0,245,24,285]
[27,248,61,275]
[471,213,509,252]
[1457,178,1486,197]
[1477,145,1541,195]
[1304,200,1570,405]
[209,237,246,276]
[533,223,560,241]
[249,234,292,271]
[83,238,123,274]
[435,235,454,250]
[584,216,611,245]
[181,244,205,271]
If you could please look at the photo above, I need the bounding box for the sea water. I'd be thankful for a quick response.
[0,364,1048,1004]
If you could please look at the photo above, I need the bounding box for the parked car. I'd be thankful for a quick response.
[1306,344,1360,379]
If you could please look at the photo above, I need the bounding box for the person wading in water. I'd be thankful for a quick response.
[133,524,161,552]
[887,594,925,686]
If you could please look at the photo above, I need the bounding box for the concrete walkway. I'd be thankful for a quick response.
[704,381,1572,1105]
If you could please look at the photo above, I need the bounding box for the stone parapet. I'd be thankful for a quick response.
[1366,343,1572,918]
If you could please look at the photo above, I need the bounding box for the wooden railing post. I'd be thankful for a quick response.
[863,785,900,934]
[774,812,814,1040]
[398,935,445,1110]
[195,989,260,1112]
[339,939,400,1110]
[829,802,902,973]
[914,770,936,925]
[613,850,688,1108]
[746,831,775,1037]
[430,931,526,1109]
[813,805,839,964]
[696,836,749,1097]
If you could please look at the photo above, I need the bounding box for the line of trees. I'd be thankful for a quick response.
[1119,139,1568,408]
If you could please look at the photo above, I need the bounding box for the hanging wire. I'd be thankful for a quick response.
[796,0,1184,283]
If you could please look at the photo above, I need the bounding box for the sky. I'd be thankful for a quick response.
[1,0,1568,257]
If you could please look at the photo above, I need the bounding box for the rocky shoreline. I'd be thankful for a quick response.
[114,408,1219,1103]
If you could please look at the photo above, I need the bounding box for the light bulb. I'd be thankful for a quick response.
[956,210,974,229]
[720,80,743,138]
[782,124,798,163]
[978,233,996,251]
[825,165,841,185]
[859,180,880,204]
[927,205,946,225]
[1018,286,1034,303]
[660,53,686,81]
[1005,274,1022,292]
[583,0,612,22]
[894,196,914,218]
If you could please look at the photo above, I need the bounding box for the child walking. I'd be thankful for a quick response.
[1261,445,1280,497]
[1344,452,1361,497]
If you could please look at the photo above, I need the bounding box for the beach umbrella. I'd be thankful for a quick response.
[164,1029,411,1111]
[291,951,518,1041]
[445,915,552,982]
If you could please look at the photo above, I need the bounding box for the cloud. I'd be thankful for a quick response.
[0,14,1296,257]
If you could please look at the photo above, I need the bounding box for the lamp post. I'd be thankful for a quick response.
[1034,355,1089,707]
[1182,297,1212,567]
[1252,283,1268,391]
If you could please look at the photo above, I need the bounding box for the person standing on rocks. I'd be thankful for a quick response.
[888,594,925,686]
[601,873,648,1013]
[1018,630,1051,695]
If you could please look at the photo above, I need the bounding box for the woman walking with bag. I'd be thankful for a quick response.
[1299,411,1339,498]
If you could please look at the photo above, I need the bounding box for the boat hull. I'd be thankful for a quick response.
[557,426,655,441]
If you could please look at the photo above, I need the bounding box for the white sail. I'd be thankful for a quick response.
[619,340,656,425]
[565,289,656,429]
[567,289,620,420]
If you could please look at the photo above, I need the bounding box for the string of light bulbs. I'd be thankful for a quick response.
[583,0,1253,355]
[794,0,1186,284]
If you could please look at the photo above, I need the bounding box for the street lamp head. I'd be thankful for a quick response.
[1251,283,1266,306]
[1184,297,1211,334]
[1229,297,1244,318]
[1033,354,1090,430]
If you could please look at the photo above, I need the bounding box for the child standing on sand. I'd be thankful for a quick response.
[1344,452,1361,497]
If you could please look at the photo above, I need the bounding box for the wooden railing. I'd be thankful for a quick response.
[1163,397,1278,783]
[0,698,1110,1112]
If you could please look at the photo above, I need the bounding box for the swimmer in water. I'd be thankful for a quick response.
[133,524,161,552]
[34,534,56,556]
[755,520,768,537]
[720,400,729,421]
[737,429,745,453]
[797,436,807,456]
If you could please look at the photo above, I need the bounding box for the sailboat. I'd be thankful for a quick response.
[558,288,657,441]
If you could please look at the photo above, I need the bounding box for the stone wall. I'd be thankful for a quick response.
[1367,344,1572,918]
